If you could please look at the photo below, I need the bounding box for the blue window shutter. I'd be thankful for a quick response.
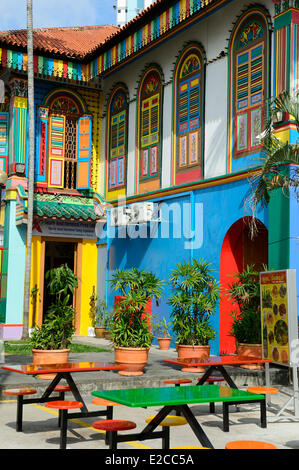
[77,115,92,190]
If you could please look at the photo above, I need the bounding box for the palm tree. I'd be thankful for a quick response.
[246,90,299,236]
[22,0,35,340]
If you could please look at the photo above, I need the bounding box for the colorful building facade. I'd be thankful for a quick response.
[0,0,298,356]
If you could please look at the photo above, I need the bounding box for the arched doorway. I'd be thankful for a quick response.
[220,217,268,354]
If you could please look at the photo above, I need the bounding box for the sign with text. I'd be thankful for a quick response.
[32,219,96,240]
[260,270,298,366]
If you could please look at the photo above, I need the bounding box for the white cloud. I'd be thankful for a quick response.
[0,0,116,30]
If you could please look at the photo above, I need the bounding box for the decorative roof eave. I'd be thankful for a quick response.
[79,0,224,77]
[0,46,101,86]
[15,185,106,224]
[0,0,224,83]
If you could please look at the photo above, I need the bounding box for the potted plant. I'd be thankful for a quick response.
[168,258,220,372]
[104,309,114,340]
[94,300,109,338]
[29,264,78,378]
[153,315,172,350]
[227,265,263,369]
[110,267,164,375]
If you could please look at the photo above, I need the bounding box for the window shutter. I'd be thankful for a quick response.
[77,116,92,190]
[48,114,65,188]
[0,112,9,173]
[36,107,49,182]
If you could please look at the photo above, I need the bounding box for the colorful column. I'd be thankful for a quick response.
[8,77,28,176]
[273,5,299,144]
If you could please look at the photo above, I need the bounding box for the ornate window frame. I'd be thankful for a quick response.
[228,9,270,171]
[136,66,163,192]
[107,85,128,192]
[173,44,205,186]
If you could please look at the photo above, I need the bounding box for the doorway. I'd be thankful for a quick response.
[42,241,76,322]
[220,217,268,354]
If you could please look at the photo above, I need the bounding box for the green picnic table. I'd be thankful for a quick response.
[92,385,266,449]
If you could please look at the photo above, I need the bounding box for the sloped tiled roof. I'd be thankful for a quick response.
[0,25,119,59]
[24,193,100,221]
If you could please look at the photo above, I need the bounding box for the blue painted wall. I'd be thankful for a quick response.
[5,200,26,325]
[105,177,268,355]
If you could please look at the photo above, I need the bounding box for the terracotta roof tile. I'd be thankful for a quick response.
[0,25,119,59]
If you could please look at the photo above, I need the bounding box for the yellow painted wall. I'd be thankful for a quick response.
[275,128,290,143]
[29,236,42,328]
[107,188,126,202]
[79,238,98,335]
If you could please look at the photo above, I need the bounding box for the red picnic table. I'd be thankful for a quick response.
[163,355,272,389]
[1,361,123,419]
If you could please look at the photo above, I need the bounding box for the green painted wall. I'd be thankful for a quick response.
[268,185,290,271]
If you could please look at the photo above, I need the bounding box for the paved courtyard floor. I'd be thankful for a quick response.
[0,385,299,451]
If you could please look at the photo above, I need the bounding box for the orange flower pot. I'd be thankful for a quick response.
[157,337,171,350]
[237,343,263,370]
[32,348,70,380]
[114,346,149,376]
[177,344,210,372]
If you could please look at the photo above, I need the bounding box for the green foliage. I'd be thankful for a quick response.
[110,267,164,301]
[109,268,163,348]
[168,258,220,346]
[227,265,262,345]
[29,264,78,350]
[152,315,171,338]
[89,292,111,328]
[246,91,299,236]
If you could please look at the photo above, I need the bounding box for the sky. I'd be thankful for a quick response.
[1,0,117,30]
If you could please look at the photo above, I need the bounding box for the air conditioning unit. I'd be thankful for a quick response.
[110,206,131,226]
[130,202,154,224]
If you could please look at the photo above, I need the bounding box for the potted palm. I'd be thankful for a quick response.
[168,258,220,372]
[29,264,78,378]
[227,265,263,369]
[153,315,172,350]
[109,268,164,375]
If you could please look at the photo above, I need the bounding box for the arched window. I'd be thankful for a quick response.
[174,46,204,185]
[108,87,128,190]
[229,11,269,168]
[37,90,92,191]
[138,68,162,194]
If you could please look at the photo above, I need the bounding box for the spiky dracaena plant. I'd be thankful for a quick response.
[168,258,220,346]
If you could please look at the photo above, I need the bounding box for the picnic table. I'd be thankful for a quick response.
[92,384,266,449]
[163,355,272,389]
[1,361,123,418]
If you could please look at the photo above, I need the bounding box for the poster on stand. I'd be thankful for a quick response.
[260,270,298,366]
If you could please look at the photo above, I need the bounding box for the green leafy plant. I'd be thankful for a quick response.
[89,288,99,327]
[110,267,164,300]
[152,315,171,338]
[227,265,263,345]
[168,258,220,346]
[29,264,78,350]
[109,268,164,348]
[95,300,110,327]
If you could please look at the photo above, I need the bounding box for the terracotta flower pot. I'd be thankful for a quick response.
[32,348,70,380]
[157,337,171,350]
[94,326,106,338]
[177,344,210,372]
[237,343,263,370]
[114,346,149,376]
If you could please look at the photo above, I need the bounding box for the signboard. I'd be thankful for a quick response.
[260,270,298,366]
[32,219,96,240]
